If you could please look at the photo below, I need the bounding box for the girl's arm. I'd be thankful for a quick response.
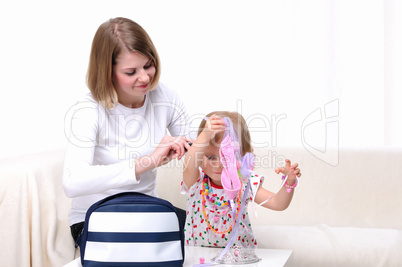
[182,132,209,188]
[254,159,301,211]
[183,116,225,188]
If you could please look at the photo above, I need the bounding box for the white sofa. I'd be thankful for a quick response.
[0,147,401,266]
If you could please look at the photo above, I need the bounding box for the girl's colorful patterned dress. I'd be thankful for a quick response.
[181,169,264,248]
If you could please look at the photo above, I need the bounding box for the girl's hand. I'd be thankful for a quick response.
[151,135,193,167]
[275,159,301,183]
[256,159,301,210]
[202,115,226,138]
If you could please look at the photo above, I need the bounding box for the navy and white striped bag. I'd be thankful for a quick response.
[80,192,185,267]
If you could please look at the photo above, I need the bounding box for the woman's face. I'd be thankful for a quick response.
[112,50,156,108]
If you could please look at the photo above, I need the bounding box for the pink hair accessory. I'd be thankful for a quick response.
[199,257,205,264]
[239,152,255,178]
[220,134,241,200]
[284,178,298,193]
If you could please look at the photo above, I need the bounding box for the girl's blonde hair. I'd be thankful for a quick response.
[198,111,253,156]
[87,17,161,109]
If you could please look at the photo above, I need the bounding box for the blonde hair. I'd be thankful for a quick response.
[198,111,253,156]
[87,17,161,109]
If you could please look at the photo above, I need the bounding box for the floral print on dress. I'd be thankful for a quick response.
[181,169,264,248]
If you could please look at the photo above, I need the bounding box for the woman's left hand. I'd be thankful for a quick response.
[151,135,194,167]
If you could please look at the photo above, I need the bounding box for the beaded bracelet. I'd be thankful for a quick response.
[284,178,298,193]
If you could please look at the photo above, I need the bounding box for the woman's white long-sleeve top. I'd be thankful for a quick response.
[63,83,190,225]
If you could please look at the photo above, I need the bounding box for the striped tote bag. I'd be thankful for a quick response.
[79,192,185,266]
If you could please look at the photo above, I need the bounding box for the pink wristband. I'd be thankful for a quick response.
[284,178,298,193]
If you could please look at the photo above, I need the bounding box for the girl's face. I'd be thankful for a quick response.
[112,50,156,108]
[202,144,223,186]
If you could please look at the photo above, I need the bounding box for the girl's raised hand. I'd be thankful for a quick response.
[275,159,301,181]
[203,115,226,137]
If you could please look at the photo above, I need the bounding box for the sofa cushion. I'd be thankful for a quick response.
[253,224,402,267]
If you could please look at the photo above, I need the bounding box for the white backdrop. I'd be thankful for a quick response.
[1,0,401,160]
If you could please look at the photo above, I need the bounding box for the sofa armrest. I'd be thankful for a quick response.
[0,149,76,267]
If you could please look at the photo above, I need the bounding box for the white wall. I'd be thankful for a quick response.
[0,0,399,160]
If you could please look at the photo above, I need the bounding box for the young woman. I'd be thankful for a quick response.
[63,17,192,243]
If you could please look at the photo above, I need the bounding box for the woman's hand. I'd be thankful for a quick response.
[134,135,192,177]
[275,159,301,184]
[151,135,193,167]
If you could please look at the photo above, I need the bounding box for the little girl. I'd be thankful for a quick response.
[181,111,301,248]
